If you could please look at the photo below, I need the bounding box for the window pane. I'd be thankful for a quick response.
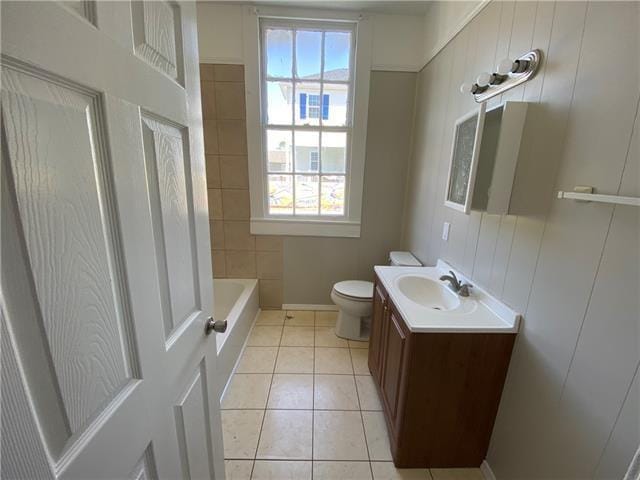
[324,31,351,80]
[321,175,345,215]
[295,175,319,215]
[266,29,293,78]
[321,132,347,173]
[320,83,348,126]
[268,175,293,215]
[295,82,321,126]
[295,30,322,79]
[266,81,293,124]
[266,130,292,172]
[294,131,320,173]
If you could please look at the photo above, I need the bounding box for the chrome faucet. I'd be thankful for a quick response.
[439,270,473,297]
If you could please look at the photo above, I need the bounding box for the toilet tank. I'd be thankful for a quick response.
[389,251,422,267]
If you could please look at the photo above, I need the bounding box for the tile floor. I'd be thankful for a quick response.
[221,309,486,480]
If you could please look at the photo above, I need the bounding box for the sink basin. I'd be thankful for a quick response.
[395,275,460,311]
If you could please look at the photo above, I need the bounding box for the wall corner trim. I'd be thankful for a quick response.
[420,0,492,70]
[481,460,497,480]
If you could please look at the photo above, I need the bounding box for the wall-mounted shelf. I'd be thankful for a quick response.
[557,186,640,207]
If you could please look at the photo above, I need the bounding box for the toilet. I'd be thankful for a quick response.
[332,251,422,341]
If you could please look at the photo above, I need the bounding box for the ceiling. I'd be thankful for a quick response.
[209,1,433,15]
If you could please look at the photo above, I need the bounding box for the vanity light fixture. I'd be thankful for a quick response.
[461,49,542,102]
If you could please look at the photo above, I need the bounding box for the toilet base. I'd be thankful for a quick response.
[335,311,371,341]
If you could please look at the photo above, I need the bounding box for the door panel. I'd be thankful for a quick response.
[382,309,407,421]
[141,114,200,337]
[1,1,223,478]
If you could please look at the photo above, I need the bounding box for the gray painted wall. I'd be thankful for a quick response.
[401,1,639,478]
[283,71,416,305]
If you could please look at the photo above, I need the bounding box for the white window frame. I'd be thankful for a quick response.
[244,5,372,238]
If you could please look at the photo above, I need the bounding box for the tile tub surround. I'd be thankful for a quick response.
[201,63,283,309]
[220,309,487,479]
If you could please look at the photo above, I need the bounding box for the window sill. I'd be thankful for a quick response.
[250,217,361,238]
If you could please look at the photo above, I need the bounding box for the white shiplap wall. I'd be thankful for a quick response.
[402,1,639,478]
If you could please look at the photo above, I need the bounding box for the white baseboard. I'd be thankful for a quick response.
[481,460,497,480]
[282,304,338,311]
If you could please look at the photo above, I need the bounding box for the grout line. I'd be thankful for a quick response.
[348,345,374,476]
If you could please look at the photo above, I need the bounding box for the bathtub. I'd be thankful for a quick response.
[212,278,259,398]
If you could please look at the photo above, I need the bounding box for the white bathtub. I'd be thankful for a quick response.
[213,279,259,397]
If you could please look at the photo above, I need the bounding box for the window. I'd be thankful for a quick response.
[245,7,372,237]
[262,19,353,218]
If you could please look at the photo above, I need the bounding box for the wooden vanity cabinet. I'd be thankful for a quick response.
[368,273,516,468]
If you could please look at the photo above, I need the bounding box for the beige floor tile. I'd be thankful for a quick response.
[225,460,254,480]
[268,374,313,409]
[247,326,282,346]
[430,469,483,480]
[355,376,383,411]
[221,410,264,459]
[256,309,286,325]
[371,462,430,480]
[313,411,368,460]
[222,374,272,409]
[313,461,373,480]
[315,347,353,374]
[351,348,371,375]
[315,327,349,347]
[285,310,315,326]
[362,411,392,461]
[281,326,315,347]
[314,374,360,410]
[349,339,370,349]
[315,311,338,326]
[256,410,313,460]
[252,461,312,479]
[236,347,278,374]
[275,347,314,373]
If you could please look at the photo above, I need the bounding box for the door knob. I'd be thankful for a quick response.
[205,316,227,335]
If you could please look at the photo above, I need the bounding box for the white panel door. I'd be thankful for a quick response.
[0,1,224,479]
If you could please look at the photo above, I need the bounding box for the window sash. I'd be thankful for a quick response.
[260,18,355,219]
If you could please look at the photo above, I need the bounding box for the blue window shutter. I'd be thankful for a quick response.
[322,94,330,120]
[299,93,307,119]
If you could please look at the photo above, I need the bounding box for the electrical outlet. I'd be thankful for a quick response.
[442,222,450,241]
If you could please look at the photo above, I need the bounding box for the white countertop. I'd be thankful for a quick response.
[374,260,521,334]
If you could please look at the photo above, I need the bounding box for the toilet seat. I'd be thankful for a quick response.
[332,280,373,301]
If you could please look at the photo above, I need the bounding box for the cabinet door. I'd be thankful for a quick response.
[381,307,408,424]
[368,281,387,382]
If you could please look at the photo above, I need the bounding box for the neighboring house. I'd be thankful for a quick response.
[268,68,348,173]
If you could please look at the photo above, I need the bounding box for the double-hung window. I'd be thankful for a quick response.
[245,8,372,237]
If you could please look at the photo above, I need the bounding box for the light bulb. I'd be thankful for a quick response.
[460,82,474,94]
[476,72,492,87]
[497,58,516,75]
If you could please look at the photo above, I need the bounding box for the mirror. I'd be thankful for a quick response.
[444,103,486,214]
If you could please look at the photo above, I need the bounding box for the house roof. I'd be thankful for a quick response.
[303,68,349,81]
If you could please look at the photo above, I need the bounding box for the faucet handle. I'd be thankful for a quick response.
[458,283,473,297]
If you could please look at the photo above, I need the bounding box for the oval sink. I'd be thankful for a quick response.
[395,275,460,311]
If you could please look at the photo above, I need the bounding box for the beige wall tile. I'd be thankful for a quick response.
[203,118,218,154]
[206,155,221,188]
[218,120,247,155]
[226,251,256,277]
[257,251,283,280]
[222,189,250,220]
[214,64,244,82]
[200,64,214,82]
[208,188,223,220]
[210,220,225,250]
[220,155,249,188]
[260,279,283,309]
[215,82,246,120]
[224,221,255,251]
[256,235,283,252]
[212,250,226,278]
[201,81,217,119]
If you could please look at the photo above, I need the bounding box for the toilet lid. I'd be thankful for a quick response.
[334,280,374,300]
